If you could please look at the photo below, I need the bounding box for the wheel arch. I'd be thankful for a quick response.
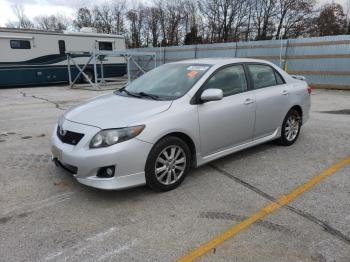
[290,105,303,124]
[156,132,197,167]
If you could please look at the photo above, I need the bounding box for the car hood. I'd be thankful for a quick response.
[64,93,172,129]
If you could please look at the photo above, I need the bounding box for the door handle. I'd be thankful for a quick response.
[282,90,289,95]
[244,98,254,105]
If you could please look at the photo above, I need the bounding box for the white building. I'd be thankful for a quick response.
[0,28,126,87]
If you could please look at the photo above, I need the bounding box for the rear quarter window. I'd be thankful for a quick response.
[275,71,285,85]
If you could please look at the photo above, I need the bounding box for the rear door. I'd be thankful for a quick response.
[246,63,290,139]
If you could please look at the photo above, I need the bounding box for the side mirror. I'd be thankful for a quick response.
[200,88,223,102]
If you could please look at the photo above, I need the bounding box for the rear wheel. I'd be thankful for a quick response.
[278,108,302,146]
[145,136,191,192]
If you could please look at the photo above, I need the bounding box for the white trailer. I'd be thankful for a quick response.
[0,28,127,87]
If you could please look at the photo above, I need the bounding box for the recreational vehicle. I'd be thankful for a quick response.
[0,28,127,87]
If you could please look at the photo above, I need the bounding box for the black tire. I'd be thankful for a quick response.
[145,136,191,192]
[278,108,302,146]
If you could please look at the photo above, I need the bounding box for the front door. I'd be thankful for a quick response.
[197,65,256,156]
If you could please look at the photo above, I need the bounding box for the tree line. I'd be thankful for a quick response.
[6,0,350,48]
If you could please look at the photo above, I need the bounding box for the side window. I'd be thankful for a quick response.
[275,71,285,85]
[247,64,277,89]
[10,40,31,49]
[99,42,113,51]
[202,65,247,96]
[58,40,66,55]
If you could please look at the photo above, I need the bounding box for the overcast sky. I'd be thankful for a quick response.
[0,0,348,27]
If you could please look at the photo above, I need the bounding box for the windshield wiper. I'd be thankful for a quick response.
[115,86,141,98]
[136,92,160,100]
[115,87,159,100]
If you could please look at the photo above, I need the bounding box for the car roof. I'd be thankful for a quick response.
[173,57,272,66]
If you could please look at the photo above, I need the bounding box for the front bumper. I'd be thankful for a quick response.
[51,119,153,190]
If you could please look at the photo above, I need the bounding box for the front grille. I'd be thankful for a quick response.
[57,126,84,145]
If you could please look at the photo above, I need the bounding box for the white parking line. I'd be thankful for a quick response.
[2,192,74,217]
[43,227,122,262]
[97,239,139,262]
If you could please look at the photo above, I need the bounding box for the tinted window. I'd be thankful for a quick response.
[58,40,66,55]
[99,42,113,50]
[203,65,247,96]
[10,40,31,49]
[248,64,277,89]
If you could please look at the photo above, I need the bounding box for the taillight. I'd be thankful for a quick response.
[307,86,312,94]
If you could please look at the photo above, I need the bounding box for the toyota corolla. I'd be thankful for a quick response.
[51,58,311,191]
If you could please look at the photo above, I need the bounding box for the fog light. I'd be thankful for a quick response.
[106,168,113,176]
[97,166,115,178]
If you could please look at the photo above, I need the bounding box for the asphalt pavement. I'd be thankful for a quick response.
[0,86,349,262]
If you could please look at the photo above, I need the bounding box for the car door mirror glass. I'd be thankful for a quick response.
[201,88,223,102]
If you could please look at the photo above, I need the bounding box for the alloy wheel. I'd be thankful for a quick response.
[155,145,186,185]
[285,112,300,142]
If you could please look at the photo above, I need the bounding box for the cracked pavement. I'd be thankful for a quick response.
[0,85,350,262]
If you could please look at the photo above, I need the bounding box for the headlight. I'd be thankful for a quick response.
[89,125,145,148]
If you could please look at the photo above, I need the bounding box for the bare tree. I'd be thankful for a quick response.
[73,3,125,34]
[242,0,254,41]
[7,0,346,46]
[126,7,144,48]
[35,15,69,31]
[198,0,225,42]
[165,0,185,45]
[275,0,314,39]
[199,0,251,42]
[183,0,201,34]
[10,4,34,29]
[113,1,126,34]
[93,5,115,34]
[253,0,277,40]
[73,7,94,29]
[144,6,161,46]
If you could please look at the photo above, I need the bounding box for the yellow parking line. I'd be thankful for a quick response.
[177,155,350,262]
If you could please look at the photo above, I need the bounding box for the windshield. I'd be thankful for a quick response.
[118,63,211,100]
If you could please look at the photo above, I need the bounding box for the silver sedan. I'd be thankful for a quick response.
[51,58,311,191]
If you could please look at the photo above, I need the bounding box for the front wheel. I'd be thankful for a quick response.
[278,109,302,146]
[145,136,191,192]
